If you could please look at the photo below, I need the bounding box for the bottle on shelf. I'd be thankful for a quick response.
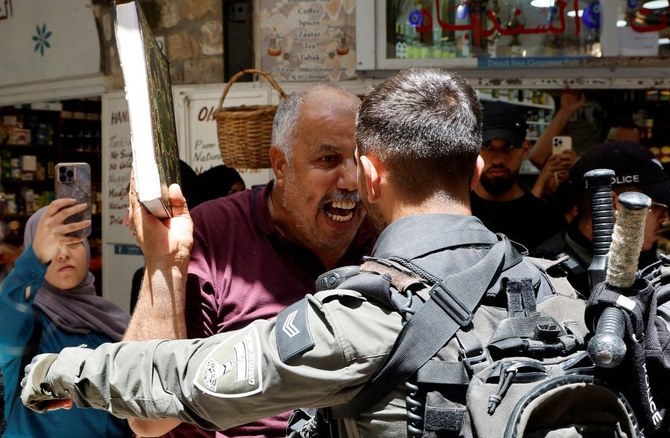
[395,24,407,59]
[645,118,654,142]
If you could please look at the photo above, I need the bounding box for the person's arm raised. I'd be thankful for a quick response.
[124,182,192,340]
[529,90,586,169]
[123,182,192,436]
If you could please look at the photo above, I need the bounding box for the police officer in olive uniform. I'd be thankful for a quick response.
[20,68,571,437]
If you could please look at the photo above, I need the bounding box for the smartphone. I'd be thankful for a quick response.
[552,136,573,155]
[55,162,92,238]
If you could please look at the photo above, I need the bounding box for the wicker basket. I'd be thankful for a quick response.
[213,69,286,169]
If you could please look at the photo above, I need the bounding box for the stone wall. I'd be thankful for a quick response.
[94,0,225,90]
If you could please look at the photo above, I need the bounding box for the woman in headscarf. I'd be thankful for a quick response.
[0,199,132,437]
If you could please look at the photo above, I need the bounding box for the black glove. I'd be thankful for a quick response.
[20,353,67,413]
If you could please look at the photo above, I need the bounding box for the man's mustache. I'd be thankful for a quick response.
[321,191,361,207]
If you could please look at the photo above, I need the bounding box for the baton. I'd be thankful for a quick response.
[584,169,615,289]
[587,191,651,368]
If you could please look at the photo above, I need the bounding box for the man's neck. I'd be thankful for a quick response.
[382,190,473,226]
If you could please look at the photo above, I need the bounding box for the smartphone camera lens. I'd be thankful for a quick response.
[58,166,74,183]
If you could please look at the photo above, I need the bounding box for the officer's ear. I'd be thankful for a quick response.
[359,153,381,203]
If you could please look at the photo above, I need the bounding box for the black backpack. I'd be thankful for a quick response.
[288,237,644,438]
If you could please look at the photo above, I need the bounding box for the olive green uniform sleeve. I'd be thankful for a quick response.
[42,289,405,432]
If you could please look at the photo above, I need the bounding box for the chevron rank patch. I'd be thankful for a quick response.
[194,325,262,398]
[276,297,314,363]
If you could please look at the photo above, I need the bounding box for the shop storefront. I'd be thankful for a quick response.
[353,1,670,81]
[3,0,670,309]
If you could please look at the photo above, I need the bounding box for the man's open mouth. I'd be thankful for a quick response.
[324,200,357,222]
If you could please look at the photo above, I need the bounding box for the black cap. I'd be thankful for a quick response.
[569,140,670,205]
[482,101,528,147]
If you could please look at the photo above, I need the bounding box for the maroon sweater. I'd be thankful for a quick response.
[164,183,375,438]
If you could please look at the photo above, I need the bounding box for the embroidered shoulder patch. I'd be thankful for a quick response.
[276,297,314,363]
[194,325,262,398]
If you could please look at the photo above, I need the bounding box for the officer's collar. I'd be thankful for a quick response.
[372,214,498,261]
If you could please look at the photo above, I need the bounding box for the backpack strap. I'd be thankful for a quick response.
[331,236,518,418]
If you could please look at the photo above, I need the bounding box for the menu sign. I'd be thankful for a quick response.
[102,95,133,233]
[259,0,356,82]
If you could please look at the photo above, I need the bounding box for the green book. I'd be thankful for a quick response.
[114,0,181,218]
